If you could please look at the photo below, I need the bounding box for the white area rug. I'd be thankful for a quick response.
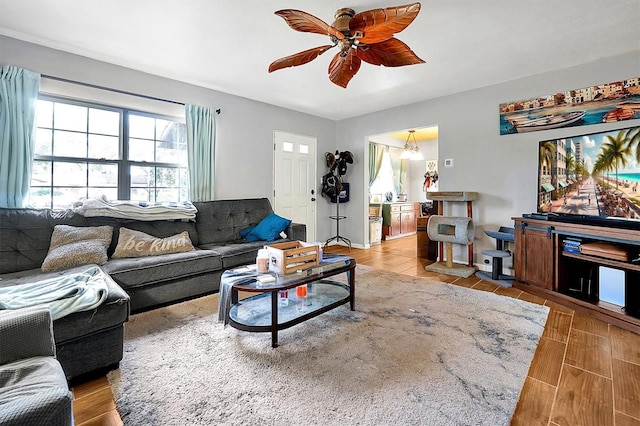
[108,266,549,425]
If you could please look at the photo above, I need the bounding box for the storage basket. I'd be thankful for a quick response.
[266,241,320,275]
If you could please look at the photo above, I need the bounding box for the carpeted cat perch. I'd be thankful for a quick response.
[425,215,478,278]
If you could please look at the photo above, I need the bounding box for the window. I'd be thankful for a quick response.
[282,142,294,152]
[30,96,188,209]
[369,149,398,199]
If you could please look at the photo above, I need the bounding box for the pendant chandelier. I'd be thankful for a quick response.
[399,130,424,161]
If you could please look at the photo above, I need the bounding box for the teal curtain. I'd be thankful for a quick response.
[185,104,216,201]
[0,65,40,208]
[368,142,384,186]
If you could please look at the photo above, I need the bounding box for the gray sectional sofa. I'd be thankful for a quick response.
[0,198,306,382]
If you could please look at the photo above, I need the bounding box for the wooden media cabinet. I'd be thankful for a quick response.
[513,216,640,334]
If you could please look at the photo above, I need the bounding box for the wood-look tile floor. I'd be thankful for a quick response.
[72,235,640,426]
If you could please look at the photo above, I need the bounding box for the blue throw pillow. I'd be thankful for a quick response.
[240,225,255,239]
[245,213,292,242]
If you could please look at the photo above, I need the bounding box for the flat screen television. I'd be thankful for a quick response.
[536,125,640,228]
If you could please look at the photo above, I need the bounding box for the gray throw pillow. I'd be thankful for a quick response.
[41,225,113,272]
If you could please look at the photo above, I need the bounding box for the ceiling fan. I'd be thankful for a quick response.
[268,3,425,88]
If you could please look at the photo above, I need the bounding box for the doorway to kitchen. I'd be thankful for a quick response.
[365,126,439,247]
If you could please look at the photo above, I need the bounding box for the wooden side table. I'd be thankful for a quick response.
[416,216,438,260]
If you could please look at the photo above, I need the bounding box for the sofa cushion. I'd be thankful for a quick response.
[0,209,89,274]
[101,249,221,289]
[244,212,291,242]
[0,265,130,344]
[41,225,113,272]
[199,241,271,268]
[112,228,195,259]
[0,356,73,426]
[194,198,273,245]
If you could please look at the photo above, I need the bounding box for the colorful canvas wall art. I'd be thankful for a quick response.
[500,78,640,135]
[423,160,439,192]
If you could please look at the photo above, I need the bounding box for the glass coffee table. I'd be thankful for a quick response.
[218,254,356,347]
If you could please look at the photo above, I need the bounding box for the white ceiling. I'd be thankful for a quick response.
[0,1,638,120]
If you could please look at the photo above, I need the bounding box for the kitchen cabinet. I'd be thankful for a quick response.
[382,203,418,240]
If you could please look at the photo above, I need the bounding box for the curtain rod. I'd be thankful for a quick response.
[41,74,221,114]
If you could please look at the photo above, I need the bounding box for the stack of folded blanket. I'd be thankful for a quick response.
[72,195,197,221]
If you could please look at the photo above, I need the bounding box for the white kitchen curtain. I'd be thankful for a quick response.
[389,146,408,196]
[0,65,41,208]
[185,104,216,201]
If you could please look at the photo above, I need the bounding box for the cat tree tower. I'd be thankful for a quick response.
[424,191,478,278]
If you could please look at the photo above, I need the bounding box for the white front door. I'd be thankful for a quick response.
[273,131,317,242]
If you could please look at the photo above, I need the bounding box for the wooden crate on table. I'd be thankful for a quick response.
[266,241,320,275]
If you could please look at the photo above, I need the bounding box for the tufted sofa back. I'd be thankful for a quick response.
[0,208,89,274]
[0,198,276,275]
[194,198,273,245]
[0,208,200,275]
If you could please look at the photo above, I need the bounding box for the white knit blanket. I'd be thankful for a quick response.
[0,266,109,320]
[72,194,197,221]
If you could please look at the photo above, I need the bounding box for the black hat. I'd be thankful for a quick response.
[340,151,354,164]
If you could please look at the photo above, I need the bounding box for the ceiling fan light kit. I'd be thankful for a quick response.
[268,3,425,88]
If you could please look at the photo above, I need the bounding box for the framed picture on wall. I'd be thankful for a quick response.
[424,160,439,192]
[370,193,383,203]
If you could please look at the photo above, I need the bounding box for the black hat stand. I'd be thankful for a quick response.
[323,151,351,250]
[324,186,351,250]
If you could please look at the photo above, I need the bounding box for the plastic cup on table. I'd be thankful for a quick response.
[296,284,307,298]
[296,284,309,310]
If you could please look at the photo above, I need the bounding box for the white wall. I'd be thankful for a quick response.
[0,35,337,242]
[2,35,639,258]
[336,50,640,261]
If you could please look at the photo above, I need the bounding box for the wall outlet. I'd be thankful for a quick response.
[444,158,454,167]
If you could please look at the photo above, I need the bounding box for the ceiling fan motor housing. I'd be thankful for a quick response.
[332,8,355,35]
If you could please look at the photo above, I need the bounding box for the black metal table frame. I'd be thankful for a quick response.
[228,259,356,347]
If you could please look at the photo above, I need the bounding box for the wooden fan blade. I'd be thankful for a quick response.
[328,49,362,88]
[349,2,421,44]
[269,45,335,73]
[275,9,345,40]
[356,38,425,67]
